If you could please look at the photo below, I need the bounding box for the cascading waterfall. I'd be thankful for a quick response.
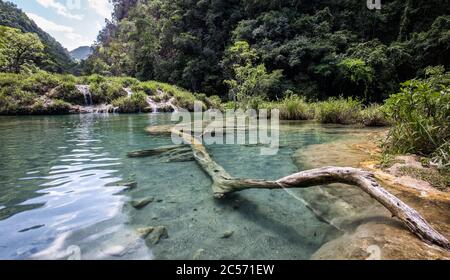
[146,97,159,114]
[72,86,178,114]
[124,88,133,98]
[75,85,93,107]
[126,87,159,113]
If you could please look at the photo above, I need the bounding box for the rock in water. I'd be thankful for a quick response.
[123,181,138,190]
[221,231,234,239]
[149,226,168,244]
[131,197,154,209]
[137,227,154,238]
[193,249,205,260]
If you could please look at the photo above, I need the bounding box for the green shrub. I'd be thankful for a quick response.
[240,95,266,111]
[30,99,71,115]
[89,80,127,104]
[279,94,314,120]
[51,82,85,105]
[317,97,363,124]
[0,92,17,114]
[0,86,37,114]
[83,74,106,85]
[206,95,223,110]
[21,71,61,95]
[112,91,148,113]
[0,72,23,89]
[110,76,140,87]
[151,94,162,102]
[133,81,201,111]
[44,99,71,114]
[360,104,390,127]
[383,66,449,168]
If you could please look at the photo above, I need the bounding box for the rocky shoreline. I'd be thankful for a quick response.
[293,130,450,259]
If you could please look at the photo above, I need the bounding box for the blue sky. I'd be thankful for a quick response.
[9,0,113,51]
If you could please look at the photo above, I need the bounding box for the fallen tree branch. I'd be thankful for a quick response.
[146,124,450,250]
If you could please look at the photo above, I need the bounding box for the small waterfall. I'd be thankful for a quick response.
[167,98,179,113]
[124,88,133,98]
[147,97,159,114]
[76,85,93,107]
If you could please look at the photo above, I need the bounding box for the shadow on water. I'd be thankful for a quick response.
[217,193,341,247]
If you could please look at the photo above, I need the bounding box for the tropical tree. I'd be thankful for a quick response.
[224,41,283,106]
[0,26,44,73]
[338,58,374,101]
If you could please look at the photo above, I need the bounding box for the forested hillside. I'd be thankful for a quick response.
[0,0,74,72]
[85,0,449,102]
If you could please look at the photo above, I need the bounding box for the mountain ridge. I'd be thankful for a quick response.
[70,46,93,61]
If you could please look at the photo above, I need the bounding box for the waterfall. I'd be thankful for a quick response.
[146,97,158,114]
[124,88,133,98]
[167,98,179,113]
[76,85,93,107]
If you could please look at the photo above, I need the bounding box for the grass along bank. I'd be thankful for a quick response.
[0,71,221,114]
[224,94,390,127]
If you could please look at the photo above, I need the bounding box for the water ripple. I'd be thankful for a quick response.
[0,120,128,259]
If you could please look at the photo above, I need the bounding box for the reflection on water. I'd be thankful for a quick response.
[0,115,159,259]
[0,115,376,259]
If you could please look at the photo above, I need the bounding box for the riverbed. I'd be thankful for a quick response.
[0,114,405,259]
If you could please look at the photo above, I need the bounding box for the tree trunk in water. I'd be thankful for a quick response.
[142,124,450,250]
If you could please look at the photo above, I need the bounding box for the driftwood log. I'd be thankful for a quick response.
[135,124,450,250]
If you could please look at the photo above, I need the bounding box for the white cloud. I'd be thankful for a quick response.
[87,0,113,20]
[26,12,91,50]
[26,12,74,32]
[35,0,83,20]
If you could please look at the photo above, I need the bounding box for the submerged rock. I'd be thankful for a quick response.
[137,227,155,239]
[149,226,169,244]
[296,129,450,259]
[193,249,205,260]
[136,225,168,244]
[131,197,154,209]
[221,231,234,239]
[122,181,138,190]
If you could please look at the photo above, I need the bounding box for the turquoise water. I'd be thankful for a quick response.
[0,114,353,259]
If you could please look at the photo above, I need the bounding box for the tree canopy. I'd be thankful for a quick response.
[81,0,449,102]
[0,26,44,73]
[0,0,75,73]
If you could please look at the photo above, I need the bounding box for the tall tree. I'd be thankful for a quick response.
[0,26,44,73]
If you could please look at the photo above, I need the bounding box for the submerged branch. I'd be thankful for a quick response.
[144,124,450,250]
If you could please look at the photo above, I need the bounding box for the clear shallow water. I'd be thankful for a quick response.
[0,114,362,259]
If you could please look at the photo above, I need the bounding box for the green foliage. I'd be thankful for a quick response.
[132,80,203,111]
[337,58,374,101]
[0,87,37,114]
[317,97,363,125]
[383,66,449,168]
[0,1,74,72]
[224,41,283,103]
[89,79,127,104]
[278,94,314,120]
[85,0,449,103]
[0,70,215,114]
[50,83,85,105]
[21,71,63,95]
[397,166,449,191]
[31,99,71,115]
[360,104,390,127]
[0,26,44,73]
[112,91,148,113]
